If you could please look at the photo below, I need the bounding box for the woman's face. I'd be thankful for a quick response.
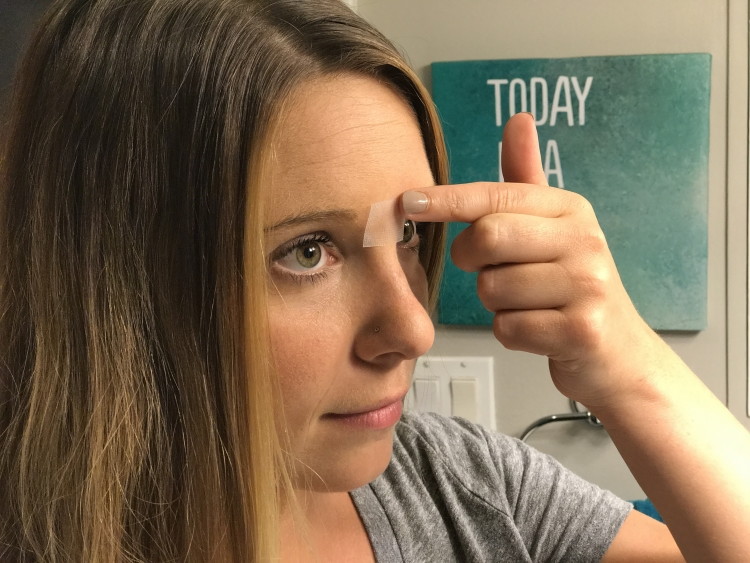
[264,74,436,492]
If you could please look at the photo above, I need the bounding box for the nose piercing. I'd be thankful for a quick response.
[373,326,381,333]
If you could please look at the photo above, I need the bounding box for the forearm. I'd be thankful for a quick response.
[594,335,750,562]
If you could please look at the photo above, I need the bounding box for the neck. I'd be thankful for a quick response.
[280,489,372,562]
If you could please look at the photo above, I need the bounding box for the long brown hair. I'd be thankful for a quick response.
[0,0,447,560]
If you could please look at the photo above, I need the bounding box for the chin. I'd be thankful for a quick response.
[295,428,396,492]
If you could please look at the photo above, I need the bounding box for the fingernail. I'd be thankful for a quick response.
[402,190,429,214]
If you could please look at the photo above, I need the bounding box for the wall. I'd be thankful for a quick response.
[357,0,749,499]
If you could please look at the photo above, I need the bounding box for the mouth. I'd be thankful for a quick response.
[324,396,405,430]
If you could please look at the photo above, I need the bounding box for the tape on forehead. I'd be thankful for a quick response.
[362,198,405,247]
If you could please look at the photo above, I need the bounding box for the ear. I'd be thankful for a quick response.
[501,113,548,186]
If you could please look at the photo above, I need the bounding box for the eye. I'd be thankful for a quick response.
[401,219,416,244]
[271,233,334,276]
[399,219,420,250]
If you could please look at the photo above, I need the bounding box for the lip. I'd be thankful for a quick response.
[324,397,405,430]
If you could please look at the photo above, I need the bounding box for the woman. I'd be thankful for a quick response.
[1,0,748,561]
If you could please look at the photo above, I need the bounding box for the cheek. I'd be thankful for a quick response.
[267,296,351,406]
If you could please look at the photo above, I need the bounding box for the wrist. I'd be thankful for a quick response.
[589,334,695,428]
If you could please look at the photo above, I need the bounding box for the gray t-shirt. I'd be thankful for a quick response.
[351,412,631,562]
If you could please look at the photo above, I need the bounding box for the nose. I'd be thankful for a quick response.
[352,252,435,367]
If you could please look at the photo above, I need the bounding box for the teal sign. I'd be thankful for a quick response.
[432,54,711,331]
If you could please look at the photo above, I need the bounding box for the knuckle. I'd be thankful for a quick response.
[576,262,612,300]
[492,314,522,350]
[584,227,609,254]
[569,222,609,259]
[476,269,498,306]
[444,190,467,220]
[493,311,550,353]
[491,183,520,213]
[565,190,595,216]
[564,307,607,351]
[452,217,503,272]
[473,217,501,250]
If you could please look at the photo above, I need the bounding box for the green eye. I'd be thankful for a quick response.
[295,243,322,269]
[401,219,416,245]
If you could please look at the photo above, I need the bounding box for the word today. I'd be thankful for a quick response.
[486,76,594,127]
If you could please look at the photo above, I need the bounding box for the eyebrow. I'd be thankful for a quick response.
[264,208,360,233]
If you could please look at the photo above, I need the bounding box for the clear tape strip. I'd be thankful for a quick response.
[362,198,405,247]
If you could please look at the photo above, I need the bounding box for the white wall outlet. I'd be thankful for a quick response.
[405,356,496,431]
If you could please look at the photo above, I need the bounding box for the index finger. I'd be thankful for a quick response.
[401,182,571,223]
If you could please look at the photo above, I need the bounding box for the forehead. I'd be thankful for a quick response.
[264,73,433,225]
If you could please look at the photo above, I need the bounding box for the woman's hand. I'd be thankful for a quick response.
[405,113,750,562]
[403,112,662,410]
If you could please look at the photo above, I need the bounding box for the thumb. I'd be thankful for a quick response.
[501,112,548,186]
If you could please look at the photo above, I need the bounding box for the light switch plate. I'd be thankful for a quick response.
[405,356,496,430]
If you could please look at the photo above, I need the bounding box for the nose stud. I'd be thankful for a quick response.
[373,326,381,333]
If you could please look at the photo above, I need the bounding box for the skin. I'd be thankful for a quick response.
[264,74,750,560]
